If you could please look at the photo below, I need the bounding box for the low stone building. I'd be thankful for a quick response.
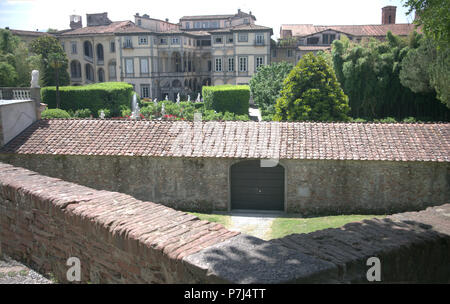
[0,119,448,215]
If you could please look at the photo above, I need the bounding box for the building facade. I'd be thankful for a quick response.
[273,6,418,64]
[54,10,272,100]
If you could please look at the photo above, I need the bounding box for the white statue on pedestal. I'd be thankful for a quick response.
[196,93,201,103]
[31,70,39,88]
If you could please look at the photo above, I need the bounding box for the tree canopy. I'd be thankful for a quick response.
[30,35,69,86]
[274,53,350,122]
[249,62,293,111]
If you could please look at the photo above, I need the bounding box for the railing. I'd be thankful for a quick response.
[254,40,266,46]
[0,87,32,100]
[123,42,133,49]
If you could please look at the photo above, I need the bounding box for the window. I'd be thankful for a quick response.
[215,58,222,72]
[125,58,134,75]
[96,44,104,62]
[70,61,81,78]
[84,41,93,58]
[141,84,150,98]
[272,49,277,57]
[227,35,233,44]
[210,21,219,28]
[71,42,77,54]
[171,37,179,45]
[306,37,319,45]
[244,18,249,24]
[109,62,116,80]
[85,64,94,82]
[238,33,248,42]
[208,60,212,72]
[185,22,190,29]
[160,38,167,45]
[287,49,293,57]
[61,42,65,51]
[323,34,335,45]
[139,36,148,45]
[194,22,201,29]
[110,41,115,53]
[214,36,223,44]
[239,57,247,72]
[256,34,264,45]
[140,58,149,75]
[256,56,264,69]
[124,37,133,48]
[137,19,142,26]
[98,68,105,82]
[228,58,234,72]
[201,40,211,46]
[202,22,209,28]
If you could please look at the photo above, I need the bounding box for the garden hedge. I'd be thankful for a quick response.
[41,82,134,117]
[202,85,250,115]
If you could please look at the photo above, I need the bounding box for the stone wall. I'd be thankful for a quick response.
[0,162,449,283]
[0,162,238,283]
[0,153,448,215]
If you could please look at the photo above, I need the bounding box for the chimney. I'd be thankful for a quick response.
[381,6,396,25]
[70,15,82,30]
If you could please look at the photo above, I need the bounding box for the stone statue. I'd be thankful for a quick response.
[161,103,166,116]
[165,95,169,101]
[30,70,39,88]
[100,110,105,119]
[196,93,201,103]
[187,95,191,102]
[153,98,158,106]
[176,93,180,104]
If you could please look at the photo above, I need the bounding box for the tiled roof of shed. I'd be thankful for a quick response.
[1,120,449,162]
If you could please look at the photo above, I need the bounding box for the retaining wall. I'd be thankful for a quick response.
[0,162,449,283]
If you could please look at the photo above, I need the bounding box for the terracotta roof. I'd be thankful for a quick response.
[298,45,331,51]
[1,120,449,162]
[180,14,235,20]
[59,21,135,36]
[10,29,50,37]
[281,23,418,38]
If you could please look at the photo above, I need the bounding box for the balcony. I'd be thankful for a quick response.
[123,42,133,49]
[254,40,266,46]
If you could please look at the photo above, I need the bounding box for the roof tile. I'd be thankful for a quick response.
[1,119,449,162]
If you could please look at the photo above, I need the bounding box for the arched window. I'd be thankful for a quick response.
[98,68,105,82]
[70,60,81,78]
[83,41,93,59]
[85,64,94,82]
[96,44,104,63]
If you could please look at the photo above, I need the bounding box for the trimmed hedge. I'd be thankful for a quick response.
[41,109,71,119]
[202,85,250,115]
[41,82,134,117]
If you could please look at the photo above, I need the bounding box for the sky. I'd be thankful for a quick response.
[0,0,414,39]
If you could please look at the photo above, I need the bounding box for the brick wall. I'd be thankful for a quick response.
[1,162,449,283]
[0,162,238,283]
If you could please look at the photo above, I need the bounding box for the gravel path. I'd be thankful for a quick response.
[0,255,53,284]
[228,211,280,240]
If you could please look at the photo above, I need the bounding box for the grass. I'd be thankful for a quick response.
[189,212,231,228]
[270,214,386,239]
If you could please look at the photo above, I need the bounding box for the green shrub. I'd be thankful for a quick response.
[350,118,368,123]
[98,108,111,118]
[402,117,417,123]
[41,108,71,119]
[121,107,131,117]
[275,53,350,122]
[202,85,250,115]
[375,117,397,123]
[73,108,91,118]
[41,82,134,117]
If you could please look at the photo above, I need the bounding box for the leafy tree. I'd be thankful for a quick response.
[30,36,69,86]
[249,62,293,111]
[0,61,18,86]
[0,29,19,54]
[332,32,450,120]
[274,53,350,122]
[403,0,450,46]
